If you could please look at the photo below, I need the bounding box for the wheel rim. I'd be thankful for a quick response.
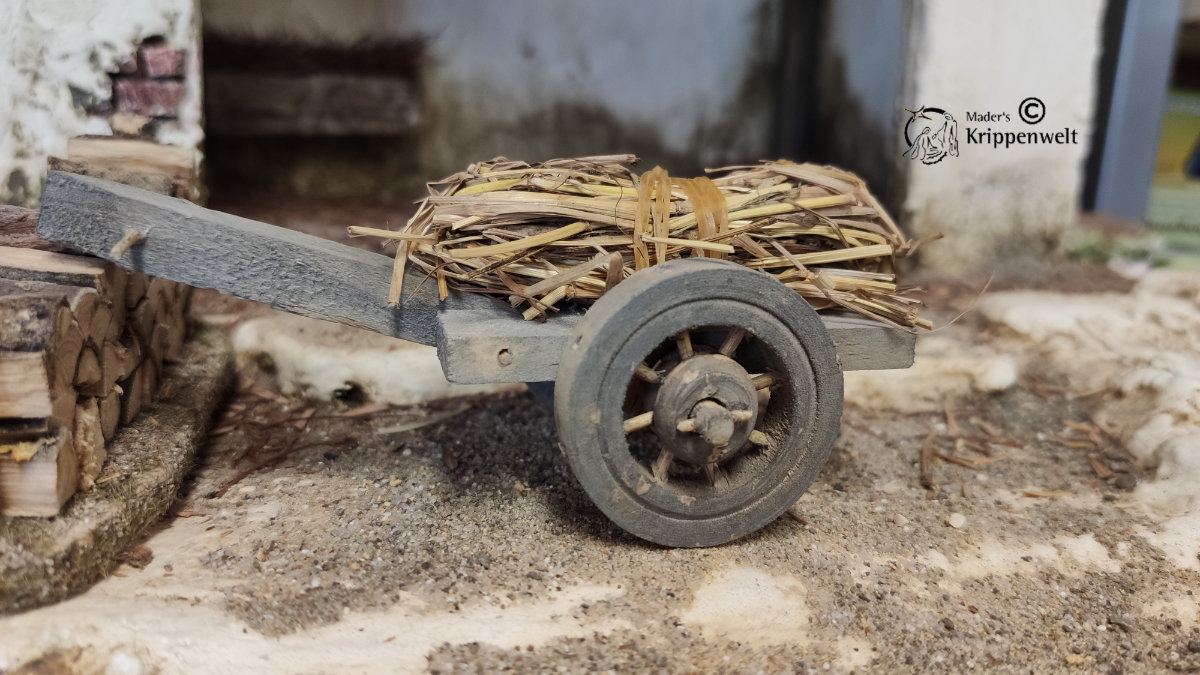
[598,300,817,519]
[555,259,842,547]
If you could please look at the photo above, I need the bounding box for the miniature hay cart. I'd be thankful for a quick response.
[38,172,915,547]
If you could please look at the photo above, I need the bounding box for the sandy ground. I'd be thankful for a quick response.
[1,204,1199,673]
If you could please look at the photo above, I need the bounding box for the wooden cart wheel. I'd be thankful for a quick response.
[554,258,843,547]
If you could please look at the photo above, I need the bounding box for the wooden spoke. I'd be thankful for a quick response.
[676,330,694,360]
[749,430,770,446]
[719,327,746,356]
[652,449,674,483]
[676,418,697,433]
[703,462,718,485]
[635,362,661,383]
[623,410,654,433]
[730,409,754,423]
[751,373,775,390]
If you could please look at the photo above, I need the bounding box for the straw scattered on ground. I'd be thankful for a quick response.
[351,156,936,329]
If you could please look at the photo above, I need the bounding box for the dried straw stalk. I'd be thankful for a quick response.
[350,155,934,330]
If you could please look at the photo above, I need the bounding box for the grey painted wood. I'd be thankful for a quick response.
[36,171,490,347]
[437,308,581,384]
[439,307,915,384]
[822,313,916,371]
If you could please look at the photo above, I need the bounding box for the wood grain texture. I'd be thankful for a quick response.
[0,205,72,253]
[821,314,917,371]
[37,171,494,347]
[437,308,581,384]
[0,283,80,426]
[438,308,916,385]
[0,428,77,517]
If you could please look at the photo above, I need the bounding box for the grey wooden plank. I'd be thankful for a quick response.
[439,308,915,385]
[36,171,491,347]
[823,314,916,371]
[437,308,581,384]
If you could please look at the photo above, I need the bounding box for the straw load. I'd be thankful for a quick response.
[351,156,934,330]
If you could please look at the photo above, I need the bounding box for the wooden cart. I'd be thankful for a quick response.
[37,171,916,547]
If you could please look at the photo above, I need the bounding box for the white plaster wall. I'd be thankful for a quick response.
[202,0,777,172]
[903,0,1106,271]
[0,0,201,205]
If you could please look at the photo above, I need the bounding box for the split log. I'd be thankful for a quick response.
[150,323,170,370]
[100,341,128,394]
[74,345,103,394]
[163,297,187,362]
[0,352,55,419]
[0,205,72,253]
[0,246,127,306]
[118,363,154,426]
[124,270,147,309]
[0,428,77,517]
[0,282,82,430]
[129,295,160,349]
[87,301,114,348]
[74,398,105,489]
[48,137,198,202]
[98,386,121,442]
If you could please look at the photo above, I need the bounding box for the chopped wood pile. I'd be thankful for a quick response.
[353,156,934,329]
[0,225,191,516]
[0,138,198,517]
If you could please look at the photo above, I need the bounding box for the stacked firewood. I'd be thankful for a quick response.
[0,138,197,517]
[0,223,190,516]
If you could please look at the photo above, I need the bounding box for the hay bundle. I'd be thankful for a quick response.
[351,155,933,330]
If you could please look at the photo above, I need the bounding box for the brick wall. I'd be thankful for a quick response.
[107,39,189,139]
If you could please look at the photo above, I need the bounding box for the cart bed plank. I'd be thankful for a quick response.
[37,171,490,347]
[437,308,914,384]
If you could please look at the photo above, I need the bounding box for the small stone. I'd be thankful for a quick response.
[1114,473,1137,490]
[941,617,954,631]
[1066,654,1084,665]
[1188,640,1200,654]
[893,514,908,526]
[947,513,967,529]
[335,506,345,517]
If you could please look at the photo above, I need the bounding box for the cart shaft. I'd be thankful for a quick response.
[37,171,493,347]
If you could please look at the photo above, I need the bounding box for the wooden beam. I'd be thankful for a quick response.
[37,171,494,347]
[437,308,916,384]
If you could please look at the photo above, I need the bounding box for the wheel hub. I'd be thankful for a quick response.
[651,354,758,465]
